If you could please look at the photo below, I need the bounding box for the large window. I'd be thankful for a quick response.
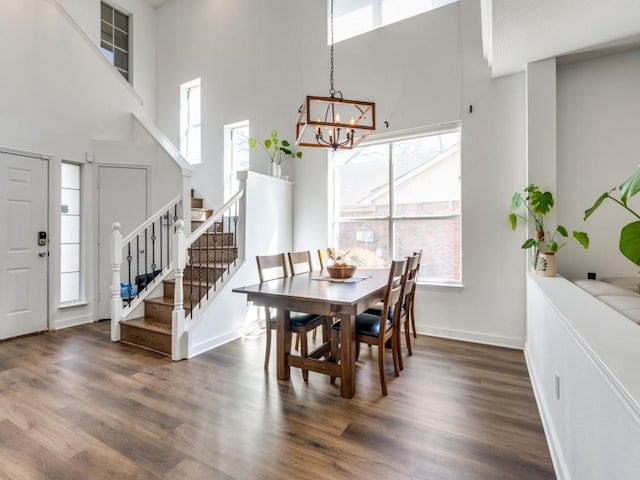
[100,2,130,82]
[332,124,461,284]
[60,162,82,303]
[180,78,202,165]
[332,0,458,43]
[223,121,250,202]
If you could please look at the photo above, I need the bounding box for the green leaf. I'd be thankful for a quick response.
[547,240,558,253]
[521,238,537,249]
[296,151,303,159]
[619,221,640,266]
[264,139,272,149]
[509,213,517,230]
[584,191,612,220]
[529,190,554,215]
[248,137,256,149]
[281,140,290,147]
[573,231,589,249]
[510,192,522,213]
[280,147,292,155]
[556,225,568,237]
[271,130,278,139]
[620,168,640,206]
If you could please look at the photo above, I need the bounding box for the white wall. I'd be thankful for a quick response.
[155,0,529,348]
[556,48,640,280]
[0,0,160,330]
[57,0,158,117]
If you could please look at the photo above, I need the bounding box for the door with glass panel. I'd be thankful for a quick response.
[0,151,48,339]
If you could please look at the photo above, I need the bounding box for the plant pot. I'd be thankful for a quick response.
[536,252,556,277]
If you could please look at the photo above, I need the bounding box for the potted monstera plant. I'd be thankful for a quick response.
[585,166,640,267]
[510,184,589,276]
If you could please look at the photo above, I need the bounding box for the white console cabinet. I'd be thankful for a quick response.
[526,274,640,479]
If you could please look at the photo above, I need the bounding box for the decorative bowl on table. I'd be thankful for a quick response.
[326,264,357,280]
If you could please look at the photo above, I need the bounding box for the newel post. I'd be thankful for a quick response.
[172,219,187,360]
[110,222,122,342]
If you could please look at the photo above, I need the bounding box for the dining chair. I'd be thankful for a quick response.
[409,250,423,339]
[256,253,325,381]
[330,258,408,396]
[287,250,330,347]
[399,253,421,365]
[317,248,335,271]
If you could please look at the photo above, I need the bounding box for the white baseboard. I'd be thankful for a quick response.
[53,314,95,330]
[188,320,262,358]
[418,325,523,350]
[524,343,568,480]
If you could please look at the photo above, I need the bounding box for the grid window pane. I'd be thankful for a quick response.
[61,215,80,244]
[61,163,80,189]
[100,20,113,44]
[334,144,389,218]
[114,49,128,70]
[114,29,128,50]
[100,3,112,22]
[114,10,128,32]
[61,244,80,273]
[61,188,80,215]
[337,221,388,267]
[60,272,80,303]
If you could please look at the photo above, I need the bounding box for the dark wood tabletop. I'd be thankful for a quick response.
[233,268,388,398]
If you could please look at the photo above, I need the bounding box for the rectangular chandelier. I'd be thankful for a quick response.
[295,95,376,151]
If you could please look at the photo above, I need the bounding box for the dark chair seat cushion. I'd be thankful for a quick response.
[331,313,392,337]
[289,311,322,327]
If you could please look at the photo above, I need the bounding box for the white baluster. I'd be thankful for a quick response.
[172,219,187,360]
[110,222,122,342]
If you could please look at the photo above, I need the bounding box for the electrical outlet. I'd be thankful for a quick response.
[555,372,561,399]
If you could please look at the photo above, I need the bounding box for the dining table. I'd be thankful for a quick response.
[233,268,389,398]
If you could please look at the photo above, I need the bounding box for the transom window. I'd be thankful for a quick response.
[331,123,461,284]
[332,0,458,43]
[180,78,202,165]
[100,2,130,82]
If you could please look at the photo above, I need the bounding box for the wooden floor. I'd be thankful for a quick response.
[0,321,555,479]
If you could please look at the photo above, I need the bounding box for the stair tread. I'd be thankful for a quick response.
[186,262,232,269]
[191,207,213,213]
[143,296,191,311]
[121,317,172,334]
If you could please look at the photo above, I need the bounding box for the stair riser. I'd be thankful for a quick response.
[191,197,203,209]
[144,301,180,325]
[196,232,234,246]
[191,210,213,222]
[163,282,210,303]
[183,267,226,282]
[121,324,171,356]
[188,248,237,264]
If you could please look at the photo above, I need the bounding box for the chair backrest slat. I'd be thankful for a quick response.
[288,250,313,275]
[381,259,408,329]
[256,253,288,283]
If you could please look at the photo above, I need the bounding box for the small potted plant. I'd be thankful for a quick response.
[585,166,640,267]
[248,130,302,178]
[510,184,589,275]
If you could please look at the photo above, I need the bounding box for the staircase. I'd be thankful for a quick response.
[119,191,237,356]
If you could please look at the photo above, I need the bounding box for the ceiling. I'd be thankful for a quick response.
[482,0,640,77]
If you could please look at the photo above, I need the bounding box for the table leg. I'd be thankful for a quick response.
[340,314,356,398]
[276,309,291,380]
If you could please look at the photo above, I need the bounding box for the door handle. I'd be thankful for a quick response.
[38,252,47,257]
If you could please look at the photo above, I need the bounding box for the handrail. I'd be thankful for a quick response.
[123,194,182,244]
[133,114,194,173]
[187,189,245,243]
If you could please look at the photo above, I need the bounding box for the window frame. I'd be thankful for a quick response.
[330,122,462,286]
[60,161,84,305]
[100,2,131,82]
[223,120,250,202]
[180,78,202,165]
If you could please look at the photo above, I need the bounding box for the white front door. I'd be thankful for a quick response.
[0,151,48,339]
[98,166,148,319]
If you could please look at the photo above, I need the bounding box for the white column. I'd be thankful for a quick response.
[110,222,122,342]
[172,219,187,360]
